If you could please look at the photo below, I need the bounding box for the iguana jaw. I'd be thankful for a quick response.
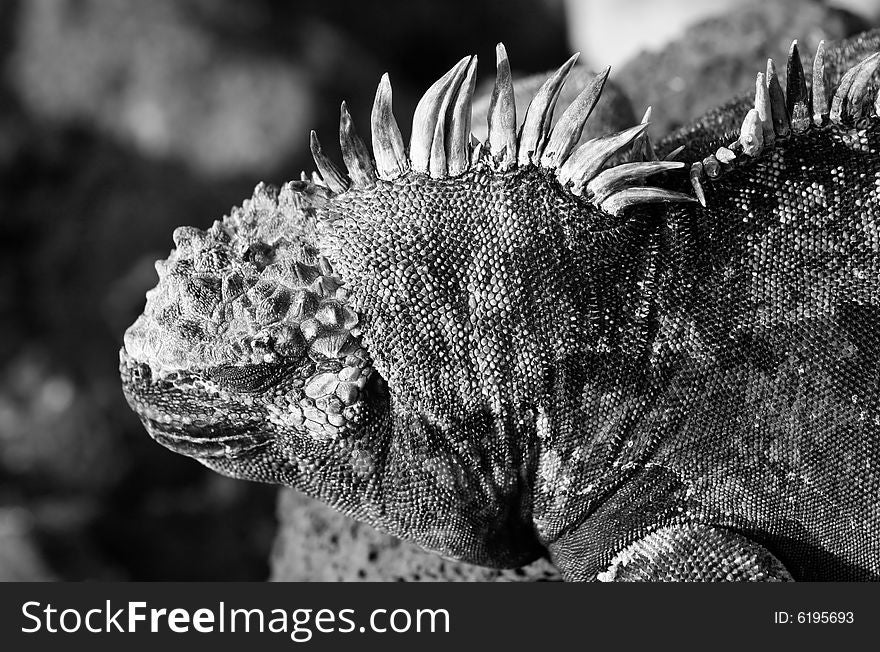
[119,349,274,458]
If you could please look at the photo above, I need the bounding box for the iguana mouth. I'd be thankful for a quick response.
[119,349,273,458]
[150,417,269,458]
[149,425,271,459]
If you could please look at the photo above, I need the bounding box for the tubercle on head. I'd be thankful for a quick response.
[688,40,880,206]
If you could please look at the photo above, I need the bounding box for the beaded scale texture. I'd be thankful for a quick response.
[120,34,880,580]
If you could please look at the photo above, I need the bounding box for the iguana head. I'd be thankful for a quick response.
[120,45,693,566]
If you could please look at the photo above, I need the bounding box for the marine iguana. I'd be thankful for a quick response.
[120,32,880,581]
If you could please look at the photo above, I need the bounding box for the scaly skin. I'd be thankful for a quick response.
[121,32,880,580]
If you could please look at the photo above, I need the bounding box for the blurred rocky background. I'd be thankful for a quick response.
[0,0,875,581]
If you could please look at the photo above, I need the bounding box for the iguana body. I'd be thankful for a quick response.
[121,32,880,580]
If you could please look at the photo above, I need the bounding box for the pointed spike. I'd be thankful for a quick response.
[766,59,790,137]
[470,134,483,165]
[754,72,775,146]
[518,52,580,166]
[447,56,478,177]
[556,123,648,194]
[786,40,810,133]
[715,146,736,165]
[371,73,409,180]
[812,40,828,126]
[488,43,517,170]
[339,101,377,188]
[739,108,764,157]
[410,56,471,174]
[311,171,325,187]
[540,66,610,169]
[830,56,863,124]
[429,56,472,178]
[300,171,309,182]
[846,52,880,120]
[689,162,706,207]
[428,124,446,178]
[586,161,684,204]
[628,105,658,162]
[309,131,349,194]
[663,144,686,161]
[600,187,697,216]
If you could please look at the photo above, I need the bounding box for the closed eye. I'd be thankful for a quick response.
[207,363,294,394]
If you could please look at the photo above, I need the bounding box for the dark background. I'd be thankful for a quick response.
[0,0,876,581]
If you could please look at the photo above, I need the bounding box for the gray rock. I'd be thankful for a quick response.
[0,508,56,581]
[270,489,561,582]
[615,0,866,135]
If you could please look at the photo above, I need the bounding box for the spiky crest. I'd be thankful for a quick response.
[307,43,694,217]
[689,40,880,203]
